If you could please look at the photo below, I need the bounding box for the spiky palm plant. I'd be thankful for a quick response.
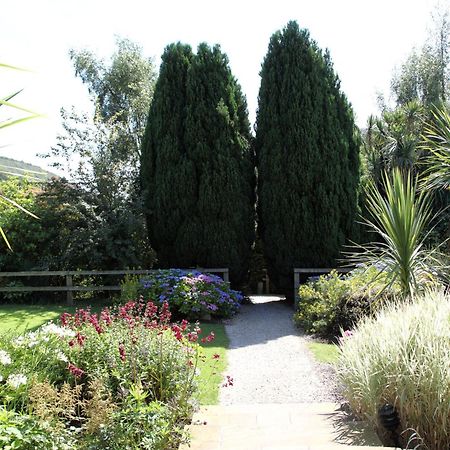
[349,168,445,299]
[0,63,40,249]
[422,106,450,190]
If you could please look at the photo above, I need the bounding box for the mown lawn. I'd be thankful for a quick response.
[307,342,339,364]
[197,322,229,405]
[0,304,230,405]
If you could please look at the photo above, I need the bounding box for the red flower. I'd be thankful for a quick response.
[144,301,158,318]
[187,332,198,343]
[60,312,72,327]
[118,343,126,362]
[159,301,171,324]
[76,332,86,347]
[222,375,234,387]
[68,363,84,378]
[213,353,220,359]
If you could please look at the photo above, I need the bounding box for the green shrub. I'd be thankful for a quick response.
[120,274,141,303]
[0,406,74,450]
[338,290,450,450]
[139,269,243,320]
[293,267,396,338]
[0,300,214,448]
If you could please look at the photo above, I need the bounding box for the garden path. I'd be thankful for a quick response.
[219,295,339,404]
[181,296,383,450]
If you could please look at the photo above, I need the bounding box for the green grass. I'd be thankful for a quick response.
[196,323,229,405]
[0,304,69,333]
[307,342,339,364]
[0,302,109,333]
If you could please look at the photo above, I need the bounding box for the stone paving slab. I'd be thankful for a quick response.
[180,403,387,450]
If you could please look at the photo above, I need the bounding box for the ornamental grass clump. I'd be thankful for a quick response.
[0,299,217,449]
[338,290,450,450]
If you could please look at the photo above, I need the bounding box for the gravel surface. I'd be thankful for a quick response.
[219,295,341,405]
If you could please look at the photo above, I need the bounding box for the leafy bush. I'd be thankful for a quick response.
[0,300,215,448]
[293,267,396,338]
[0,407,64,450]
[338,290,450,450]
[124,269,244,320]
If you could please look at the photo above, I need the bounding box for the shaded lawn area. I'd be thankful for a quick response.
[307,342,339,364]
[0,304,230,405]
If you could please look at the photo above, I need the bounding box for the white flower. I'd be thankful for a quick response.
[0,350,11,365]
[13,336,25,347]
[7,373,27,389]
[40,322,75,338]
[0,375,3,382]
[56,351,68,363]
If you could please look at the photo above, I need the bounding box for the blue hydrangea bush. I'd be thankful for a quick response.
[137,269,244,320]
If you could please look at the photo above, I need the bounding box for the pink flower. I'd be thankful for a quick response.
[118,343,126,362]
[68,363,84,378]
[222,375,234,387]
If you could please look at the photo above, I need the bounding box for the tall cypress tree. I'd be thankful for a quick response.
[255,21,360,293]
[141,43,255,282]
[140,43,195,267]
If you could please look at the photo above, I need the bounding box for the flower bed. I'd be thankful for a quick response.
[122,269,244,320]
[0,299,216,449]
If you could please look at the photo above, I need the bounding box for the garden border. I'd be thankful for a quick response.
[0,268,229,305]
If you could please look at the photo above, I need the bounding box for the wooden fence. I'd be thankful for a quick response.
[0,268,230,305]
[293,268,352,303]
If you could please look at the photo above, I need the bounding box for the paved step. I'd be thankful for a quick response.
[181,403,389,450]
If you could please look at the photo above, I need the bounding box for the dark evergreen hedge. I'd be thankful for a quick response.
[141,43,255,283]
[255,21,360,294]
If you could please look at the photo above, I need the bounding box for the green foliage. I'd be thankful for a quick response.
[38,38,157,271]
[255,21,360,293]
[88,398,179,450]
[391,9,449,107]
[0,178,156,273]
[141,43,255,283]
[294,268,388,338]
[338,290,450,450]
[422,105,450,190]
[349,168,445,299]
[120,275,141,303]
[0,407,67,450]
[0,301,213,448]
[138,269,243,320]
[362,101,426,187]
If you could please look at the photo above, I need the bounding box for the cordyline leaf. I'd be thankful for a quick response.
[0,115,40,130]
[0,194,39,219]
[0,227,12,251]
[0,63,31,71]
[346,168,445,299]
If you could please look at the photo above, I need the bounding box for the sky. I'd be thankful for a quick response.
[0,0,443,171]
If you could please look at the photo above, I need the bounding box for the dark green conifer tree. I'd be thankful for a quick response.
[141,43,255,282]
[255,21,360,293]
[140,43,195,267]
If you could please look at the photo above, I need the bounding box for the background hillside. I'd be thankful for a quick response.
[0,156,56,181]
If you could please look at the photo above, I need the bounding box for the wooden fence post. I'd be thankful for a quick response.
[223,269,229,283]
[66,273,74,306]
[294,270,300,306]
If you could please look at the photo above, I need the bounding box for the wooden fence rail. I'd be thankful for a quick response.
[293,268,352,304]
[0,268,229,306]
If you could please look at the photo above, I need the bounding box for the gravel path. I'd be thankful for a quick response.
[219,295,340,405]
